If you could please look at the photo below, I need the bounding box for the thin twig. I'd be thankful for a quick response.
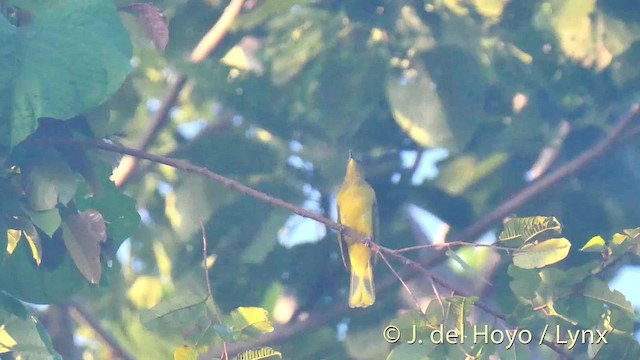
[377,251,423,313]
[199,222,228,360]
[68,301,136,360]
[190,0,245,63]
[112,74,188,187]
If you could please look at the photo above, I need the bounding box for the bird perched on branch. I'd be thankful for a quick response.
[336,152,378,308]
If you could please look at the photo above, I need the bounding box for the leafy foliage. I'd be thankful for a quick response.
[2,0,640,359]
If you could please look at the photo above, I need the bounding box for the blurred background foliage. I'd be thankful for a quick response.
[4,0,640,359]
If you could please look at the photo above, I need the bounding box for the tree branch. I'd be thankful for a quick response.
[112,74,188,188]
[190,0,245,63]
[43,102,638,360]
[68,301,136,360]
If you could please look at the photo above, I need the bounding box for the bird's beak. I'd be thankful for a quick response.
[348,150,353,160]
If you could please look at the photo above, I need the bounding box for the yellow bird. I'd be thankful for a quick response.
[336,152,378,308]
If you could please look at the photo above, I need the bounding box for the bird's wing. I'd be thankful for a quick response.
[337,205,348,269]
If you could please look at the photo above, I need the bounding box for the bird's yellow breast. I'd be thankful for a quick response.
[337,182,375,237]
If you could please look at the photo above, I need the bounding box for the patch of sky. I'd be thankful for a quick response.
[289,140,303,152]
[177,119,208,140]
[156,181,173,197]
[400,149,449,185]
[278,185,326,248]
[288,155,314,172]
[146,98,161,113]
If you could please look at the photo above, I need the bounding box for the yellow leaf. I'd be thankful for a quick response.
[174,345,198,360]
[6,229,21,254]
[231,307,274,333]
[580,236,606,252]
[0,325,16,353]
[128,276,163,309]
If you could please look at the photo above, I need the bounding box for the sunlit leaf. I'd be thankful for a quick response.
[512,238,571,269]
[229,307,274,335]
[499,216,562,244]
[174,345,198,360]
[235,347,282,360]
[0,325,16,353]
[128,275,163,309]
[580,236,606,252]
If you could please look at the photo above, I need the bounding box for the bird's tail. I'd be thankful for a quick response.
[348,243,375,308]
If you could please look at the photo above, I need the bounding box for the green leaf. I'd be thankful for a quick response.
[0,311,62,359]
[581,235,606,252]
[241,211,289,264]
[499,216,562,244]
[61,209,107,284]
[0,291,28,320]
[445,296,478,332]
[0,0,132,147]
[583,279,634,317]
[27,209,62,238]
[385,343,431,360]
[512,238,572,269]
[434,153,508,196]
[0,236,86,304]
[25,153,77,211]
[141,285,209,339]
[235,347,282,360]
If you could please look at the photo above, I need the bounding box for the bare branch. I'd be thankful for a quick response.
[190,0,245,63]
[68,301,136,360]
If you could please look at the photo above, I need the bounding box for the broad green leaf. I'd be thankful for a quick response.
[499,217,562,244]
[140,276,214,343]
[445,296,478,332]
[229,307,274,335]
[242,211,289,264]
[446,249,490,285]
[0,236,86,304]
[434,153,508,195]
[581,236,606,252]
[25,154,77,211]
[512,238,571,269]
[583,279,634,317]
[0,0,132,147]
[27,209,61,238]
[0,291,28,320]
[235,347,282,360]
[0,312,61,359]
[61,209,107,284]
[387,65,454,150]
